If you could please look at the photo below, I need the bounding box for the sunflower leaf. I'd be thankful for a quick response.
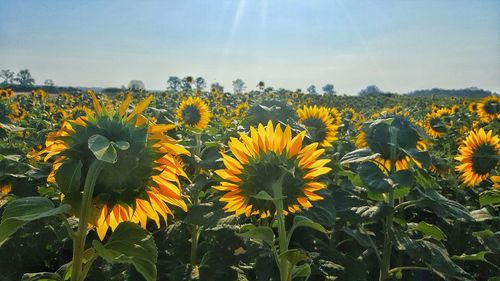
[88,134,117,163]
[237,226,275,248]
[0,197,71,246]
[357,162,392,193]
[55,159,82,194]
[92,222,157,281]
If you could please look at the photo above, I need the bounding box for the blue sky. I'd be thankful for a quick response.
[0,0,499,94]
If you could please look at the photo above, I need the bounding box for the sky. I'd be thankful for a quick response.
[0,0,499,94]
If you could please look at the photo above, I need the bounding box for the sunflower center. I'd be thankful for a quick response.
[472,144,498,174]
[238,152,306,213]
[302,117,327,143]
[484,101,499,115]
[182,105,201,125]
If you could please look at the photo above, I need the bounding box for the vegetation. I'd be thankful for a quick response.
[0,86,498,281]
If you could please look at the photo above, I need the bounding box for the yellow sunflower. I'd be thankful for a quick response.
[297,105,339,147]
[477,96,499,122]
[0,89,14,99]
[468,102,478,114]
[328,107,342,126]
[455,128,500,187]
[41,92,190,240]
[214,121,331,218]
[176,96,211,129]
[234,102,250,118]
[492,175,500,190]
[423,109,452,139]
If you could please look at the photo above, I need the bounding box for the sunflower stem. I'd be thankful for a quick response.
[71,160,103,281]
[379,126,398,281]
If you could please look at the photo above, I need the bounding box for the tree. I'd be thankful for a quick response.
[307,85,317,95]
[0,69,15,85]
[44,79,55,87]
[15,69,35,86]
[128,80,145,91]
[359,85,382,96]
[181,76,193,92]
[322,84,336,95]
[167,76,182,92]
[257,81,265,91]
[211,82,224,93]
[232,79,246,94]
[194,77,206,90]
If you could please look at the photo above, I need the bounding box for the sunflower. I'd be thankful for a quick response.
[214,121,331,218]
[234,102,250,118]
[7,103,27,121]
[297,105,339,147]
[468,102,478,114]
[492,175,500,190]
[358,116,428,172]
[328,107,342,126]
[423,109,452,139]
[477,96,499,122]
[455,128,500,187]
[0,89,14,99]
[176,96,211,129]
[41,92,190,240]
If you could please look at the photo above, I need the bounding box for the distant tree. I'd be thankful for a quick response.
[322,84,336,95]
[128,80,145,91]
[15,69,35,86]
[181,76,194,91]
[359,85,382,96]
[232,79,246,94]
[44,79,55,87]
[257,81,265,91]
[194,77,206,90]
[307,85,317,95]
[0,69,15,85]
[167,76,182,92]
[211,82,224,93]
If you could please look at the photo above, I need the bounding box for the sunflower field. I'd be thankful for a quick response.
[0,88,499,281]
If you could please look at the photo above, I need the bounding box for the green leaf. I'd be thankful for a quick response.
[340,148,380,165]
[357,162,392,193]
[409,221,446,241]
[92,222,157,281]
[479,190,500,207]
[88,134,117,163]
[415,188,472,220]
[0,197,71,246]
[292,263,311,279]
[55,160,82,194]
[251,190,275,201]
[236,226,274,247]
[401,147,431,168]
[451,251,489,262]
[288,215,327,242]
[471,208,497,222]
[183,203,226,228]
[113,141,130,150]
[389,170,414,188]
[21,272,63,281]
[279,249,309,266]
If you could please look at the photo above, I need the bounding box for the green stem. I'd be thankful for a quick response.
[388,266,432,275]
[380,127,398,281]
[190,225,200,266]
[71,160,103,281]
[276,199,291,281]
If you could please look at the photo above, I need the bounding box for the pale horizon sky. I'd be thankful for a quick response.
[0,0,499,94]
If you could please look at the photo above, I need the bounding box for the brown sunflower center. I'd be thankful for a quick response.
[472,144,498,174]
[182,105,201,125]
[483,101,499,115]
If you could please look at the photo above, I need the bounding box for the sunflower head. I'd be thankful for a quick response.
[42,92,190,239]
[297,105,338,147]
[214,121,331,218]
[477,96,499,122]
[0,89,14,99]
[455,128,500,187]
[176,96,211,129]
[360,116,428,171]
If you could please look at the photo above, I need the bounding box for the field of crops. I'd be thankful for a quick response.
[0,88,498,281]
